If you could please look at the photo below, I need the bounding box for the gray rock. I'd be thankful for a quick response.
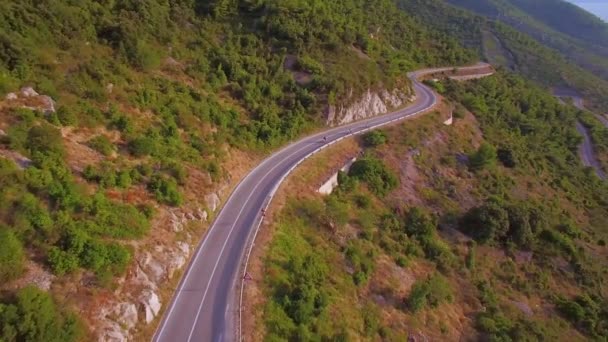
[114,303,138,329]
[197,208,208,221]
[139,290,161,324]
[99,321,128,342]
[166,253,187,279]
[205,192,221,212]
[326,88,410,126]
[5,92,17,100]
[20,87,38,97]
[138,253,166,283]
[39,95,56,114]
[176,241,190,255]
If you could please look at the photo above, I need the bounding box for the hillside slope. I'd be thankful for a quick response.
[398,0,608,112]
[445,0,608,80]
[252,72,608,341]
[0,1,477,340]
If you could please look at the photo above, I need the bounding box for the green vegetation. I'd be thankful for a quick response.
[362,130,388,147]
[469,142,497,171]
[460,197,547,248]
[407,274,453,312]
[399,0,608,112]
[262,69,608,340]
[0,286,83,342]
[0,229,25,282]
[348,156,398,196]
[87,135,115,156]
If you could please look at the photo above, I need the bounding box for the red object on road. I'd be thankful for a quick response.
[243,272,253,281]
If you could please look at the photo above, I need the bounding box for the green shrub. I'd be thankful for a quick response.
[407,274,453,312]
[363,131,388,147]
[47,247,79,276]
[87,135,114,156]
[128,136,158,157]
[56,106,78,126]
[469,143,497,171]
[345,241,375,286]
[147,175,183,206]
[0,286,83,342]
[26,124,65,157]
[0,229,25,282]
[459,198,509,245]
[349,157,398,197]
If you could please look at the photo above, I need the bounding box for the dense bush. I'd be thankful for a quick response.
[349,157,398,196]
[459,197,546,248]
[26,124,65,157]
[469,142,497,171]
[87,135,115,156]
[147,175,183,206]
[407,274,453,312]
[363,131,388,147]
[0,286,83,342]
[0,229,25,282]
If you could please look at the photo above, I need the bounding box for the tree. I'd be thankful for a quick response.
[460,198,509,244]
[0,229,24,282]
[26,124,64,157]
[469,143,497,171]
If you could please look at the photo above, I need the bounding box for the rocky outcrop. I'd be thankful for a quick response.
[326,88,413,126]
[205,192,221,212]
[139,290,162,324]
[4,86,56,114]
[97,239,191,341]
[170,208,207,232]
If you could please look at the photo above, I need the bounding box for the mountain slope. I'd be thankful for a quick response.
[445,0,608,80]
[0,1,477,339]
[398,0,608,112]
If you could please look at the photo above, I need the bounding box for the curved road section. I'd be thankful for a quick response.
[153,63,489,342]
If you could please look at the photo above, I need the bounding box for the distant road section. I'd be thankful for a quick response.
[153,63,492,342]
[555,93,606,180]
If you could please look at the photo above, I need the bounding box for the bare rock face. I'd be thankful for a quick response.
[166,242,190,279]
[38,95,56,114]
[138,252,166,284]
[139,290,162,324]
[326,88,411,126]
[114,303,139,329]
[169,208,207,232]
[205,192,221,212]
[7,87,56,114]
[99,322,128,342]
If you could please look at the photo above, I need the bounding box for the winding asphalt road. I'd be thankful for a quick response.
[152,63,490,342]
[555,94,607,180]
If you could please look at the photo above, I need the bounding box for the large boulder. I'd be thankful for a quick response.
[114,303,138,329]
[205,192,221,212]
[138,252,166,283]
[20,87,39,97]
[139,290,162,324]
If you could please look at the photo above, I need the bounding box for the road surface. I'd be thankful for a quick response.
[555,94,607,180]
[153,63,490,342]
[575,121,607,180]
